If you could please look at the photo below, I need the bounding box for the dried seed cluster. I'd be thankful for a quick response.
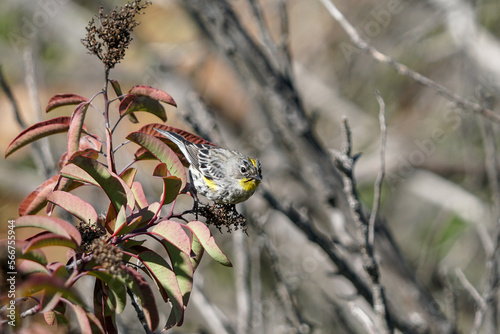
[90,238,125,277]
[77,218,107,253]
[81,0,151,70]
[198,203,247,233]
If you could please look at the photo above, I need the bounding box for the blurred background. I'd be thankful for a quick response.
[2,0,500,333]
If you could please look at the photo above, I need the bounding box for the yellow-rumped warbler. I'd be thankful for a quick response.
[154,128,262,204]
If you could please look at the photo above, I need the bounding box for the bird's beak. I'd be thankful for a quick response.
[251,175,262,182]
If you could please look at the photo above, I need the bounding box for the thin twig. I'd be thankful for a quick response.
[191,280,234,334]
[0,66,26,128]
[455,267,488,334]
[126,287,153,334]
[233,229,252,334]
[317,0,500,123]
[22,49,56,178]
[334,118,392,333]
[277,0,294,81]
[246,0,279,64]
[255,223,311,333]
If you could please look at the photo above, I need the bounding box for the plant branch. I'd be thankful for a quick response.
[126,287,152,334]
[317,0,500,123]
[333,117,392,333]
[103,74,117,174]
[0,66,26,129]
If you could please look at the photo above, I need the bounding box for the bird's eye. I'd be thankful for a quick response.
[240,166,247,174]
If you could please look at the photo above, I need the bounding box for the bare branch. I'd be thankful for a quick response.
[333,117,392,333]
[0,66,26,129]
[126,287,153,334]
[22,48,56,178]
[317,0,500,123]
[233,230,252,334]
[191,280,234,334]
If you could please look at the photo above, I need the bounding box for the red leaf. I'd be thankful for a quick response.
[47,191,99,224]
[151,220,191,254]
[19,175,58,216]
[5,117,72,157]
[66,303,92,334]
[152,162,169,177]
[110,80,139,123]
[128,85,176,107]
[138,250,185,325]
[23,232,77,253]
[138,123,215,146]
[119,95,167,122]
[161,176,182,205]
[46,94,89,113]
[119,168,137,188]
[131,182,148,209]
[65,156,135,212]
[186,221,232,267]
[109,80,124,100]
[67,102,89,158]
[16,215,82,245]
[127,132,187,189]
[58,135,102,169]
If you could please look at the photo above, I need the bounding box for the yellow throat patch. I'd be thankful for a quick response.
[239,178,260,192]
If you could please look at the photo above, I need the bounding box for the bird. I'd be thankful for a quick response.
[154,128,262,204]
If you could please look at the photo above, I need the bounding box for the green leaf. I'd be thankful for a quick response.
[127,132,187,189]
[47,191,98,224]
[67,102,89,158]
[5,117,72,157]
[187,221,232,267]
[113,205,127,235]
[67,156,135,212]
[45,94,89,113]
[119,168,137,188]
[152,165,182,205]
[18,259,50,274]
[138,250,185,325]
[162,241,193,311]
[110,80,139,123]
[89,271,127,315]
[109,80,124,100]
[119,95,167,122]
[19,248,48,266]
[125,202,160,231]
[60,164,99,186]
[131,181,148,209]
[125,266,159,330]
[190,234,204,272]
[66,303,92,334]
[152,220,191,254]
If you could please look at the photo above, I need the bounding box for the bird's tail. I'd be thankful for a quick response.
[153,128,190,158]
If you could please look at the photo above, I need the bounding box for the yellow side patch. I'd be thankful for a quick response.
[239,178,260,192]
[203,176,218,191]
[249,159,258,168]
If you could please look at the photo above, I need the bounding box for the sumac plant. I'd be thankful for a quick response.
[3,1,235,333]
